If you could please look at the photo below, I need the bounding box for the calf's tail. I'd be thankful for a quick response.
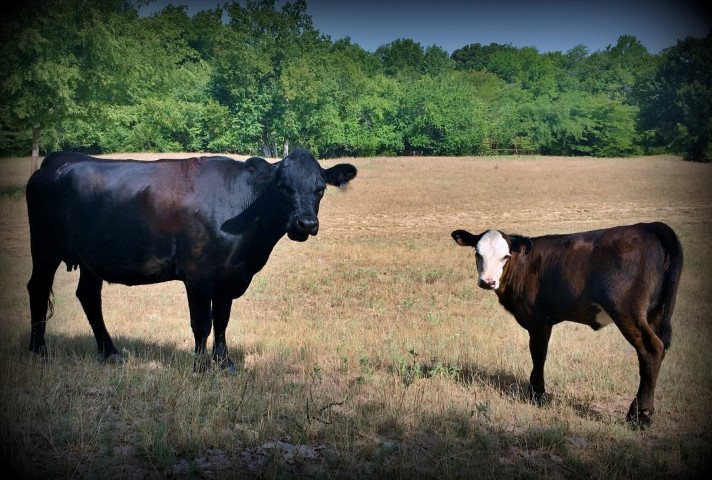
[651,223,683,350]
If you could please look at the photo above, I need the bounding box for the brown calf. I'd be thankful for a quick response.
[452,222,683,427]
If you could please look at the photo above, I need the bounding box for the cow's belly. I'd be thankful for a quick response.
[85,256,178,285]
[72,240,178,286]
[569,303,614,331]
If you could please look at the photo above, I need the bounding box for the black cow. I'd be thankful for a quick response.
[452,222,683,426]
[26,149,356,372]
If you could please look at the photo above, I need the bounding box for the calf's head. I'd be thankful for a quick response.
[276,149,357,242]
[451,229,531,290]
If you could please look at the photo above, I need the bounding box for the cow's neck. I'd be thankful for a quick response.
[224,184,288,274]
[494,253,535,327]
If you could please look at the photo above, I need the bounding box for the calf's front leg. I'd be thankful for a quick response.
[527,324,552,403]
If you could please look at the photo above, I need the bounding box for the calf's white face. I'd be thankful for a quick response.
[474,230,511,290]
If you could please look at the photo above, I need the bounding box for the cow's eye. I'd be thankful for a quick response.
[474,251,481,258]
[315,189,325,199]
[503,254,511,261]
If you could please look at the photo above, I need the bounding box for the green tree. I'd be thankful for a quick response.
[400,72,487,155]
[519,91,640,156]
[58,4,212,153]
[422,45,454,76]
[638,32,712,161]
[0,0,91,167]
[210,0,321,156]
[452,42,512,72]
[579,35,652,101]
[376,38,425,78]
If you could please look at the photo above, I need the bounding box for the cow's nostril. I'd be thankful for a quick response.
[479,279,495,289]
[298,218,319,234]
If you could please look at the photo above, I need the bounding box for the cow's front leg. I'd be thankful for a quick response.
[185,280,213,373]
[212,294,238,375]
[527,324,552,404]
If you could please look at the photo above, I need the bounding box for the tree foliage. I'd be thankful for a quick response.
[637,32,712,161]
[1,1,710,161]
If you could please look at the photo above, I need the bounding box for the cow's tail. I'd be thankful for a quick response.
[650,222,683,350]
[47,288,55,321]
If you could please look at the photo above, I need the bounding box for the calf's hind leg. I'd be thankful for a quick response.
[76,267,122,362]
[615,312,666,427]
[27,258,61,355]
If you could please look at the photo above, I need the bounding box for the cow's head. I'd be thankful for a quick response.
[451,229,532,290]
[276,149,357,242]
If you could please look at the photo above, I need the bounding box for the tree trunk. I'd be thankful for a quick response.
[283,138,289,157]
[30,126,41,173]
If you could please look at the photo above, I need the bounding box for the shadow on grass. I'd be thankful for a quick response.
[21,331,249,373]
[392,359,607,423]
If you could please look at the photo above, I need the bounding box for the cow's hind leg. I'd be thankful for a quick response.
[76,267,122,362]
[211,294,237,375]
[615,312,665,428]
[527,324,552,404]
[27,258,61,356]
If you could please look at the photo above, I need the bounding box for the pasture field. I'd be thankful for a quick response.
[1,153,711,479]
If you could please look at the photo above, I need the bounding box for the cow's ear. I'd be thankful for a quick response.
[324,163,357,187]
[245,156,273,176]
[510,235,532,254]
[451,229,480,247]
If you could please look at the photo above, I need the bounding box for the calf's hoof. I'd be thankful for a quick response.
[627,409,653,429]
[627,400,653,429]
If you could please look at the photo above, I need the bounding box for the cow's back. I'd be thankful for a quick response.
[26,152,276,284]
[27,153,182,279]
[520,223,678,322]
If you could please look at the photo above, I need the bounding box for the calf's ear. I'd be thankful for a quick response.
[324,163,357,187]
[451,229,481,247]
[510,235,532,254]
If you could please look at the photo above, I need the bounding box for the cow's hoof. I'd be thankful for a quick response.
[30,343,48,357]
[30,346,50,364]
[215,355,239,376]
[527,385,545,405]
[194,356,212,374]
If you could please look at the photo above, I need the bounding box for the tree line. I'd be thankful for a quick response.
[1,0,711,162]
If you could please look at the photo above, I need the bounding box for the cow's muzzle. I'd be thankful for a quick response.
[288,216,319,242]
[478,278,497,290]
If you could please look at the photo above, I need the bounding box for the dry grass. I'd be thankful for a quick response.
[1,154,711,479]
